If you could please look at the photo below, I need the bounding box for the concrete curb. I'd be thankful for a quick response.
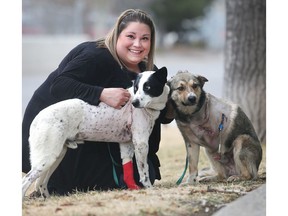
[213,184,266,216]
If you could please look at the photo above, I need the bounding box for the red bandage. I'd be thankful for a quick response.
[123,161,140,190]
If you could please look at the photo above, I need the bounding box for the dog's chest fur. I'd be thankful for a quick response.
[176,94,237,151]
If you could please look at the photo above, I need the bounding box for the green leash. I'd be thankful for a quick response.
[176,155,188,185]
[108,144,121,186]
[108,144,188,186]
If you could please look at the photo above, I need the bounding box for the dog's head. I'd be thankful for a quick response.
[168,70,208,114]
[132,67,170,110]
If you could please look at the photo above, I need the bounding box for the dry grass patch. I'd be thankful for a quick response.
[22,125,266,216]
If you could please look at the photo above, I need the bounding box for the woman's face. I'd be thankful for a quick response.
[116,22,151,70]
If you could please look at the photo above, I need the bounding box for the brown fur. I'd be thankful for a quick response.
[168,71,262,183]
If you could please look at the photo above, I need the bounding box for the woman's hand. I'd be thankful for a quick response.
[100,88,131,109]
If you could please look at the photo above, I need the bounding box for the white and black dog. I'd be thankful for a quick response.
[22,67,169,199]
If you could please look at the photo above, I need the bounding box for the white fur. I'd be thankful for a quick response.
[22,70,170,199]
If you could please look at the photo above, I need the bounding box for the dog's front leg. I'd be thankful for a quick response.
[133,138,152,188]
[186,142,200,185]
[119,143,140,190]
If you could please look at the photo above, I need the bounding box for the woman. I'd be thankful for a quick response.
[22,9,174,195]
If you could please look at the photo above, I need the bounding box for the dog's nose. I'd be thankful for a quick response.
[188,95,196,104]
[132,99,140,108]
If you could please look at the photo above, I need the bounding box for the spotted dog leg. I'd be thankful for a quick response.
[119,142,140,189]
[36,147,68,198]
[22,169,42,199]
[133,139,152,188]
[22,147,66,199]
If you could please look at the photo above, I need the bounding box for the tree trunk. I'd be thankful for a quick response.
[224,0,266,143]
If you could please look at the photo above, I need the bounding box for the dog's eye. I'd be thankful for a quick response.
[143,83,151,91]
[177,86,184,91]
[192,84,199,89]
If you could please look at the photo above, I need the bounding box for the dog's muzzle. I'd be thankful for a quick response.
[132,99,140,108]
[188,95,196,104]
[182,94,197,106]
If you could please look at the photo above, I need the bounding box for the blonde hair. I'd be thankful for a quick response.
[97,9,156,71]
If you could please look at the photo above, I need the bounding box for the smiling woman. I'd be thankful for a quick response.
[116,22,151,72]
[22,8,174,197]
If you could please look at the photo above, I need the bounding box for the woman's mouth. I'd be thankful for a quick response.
[129,49,142,54]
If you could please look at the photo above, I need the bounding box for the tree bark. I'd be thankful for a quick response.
[224,0,266,143]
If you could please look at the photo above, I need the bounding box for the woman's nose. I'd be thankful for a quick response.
[133,39,141,47]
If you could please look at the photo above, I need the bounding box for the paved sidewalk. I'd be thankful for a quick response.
[213,184,266,216]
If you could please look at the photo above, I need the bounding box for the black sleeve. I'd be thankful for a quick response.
[49,47,121,105]
[158,105,174,124]
[50,74,104,106]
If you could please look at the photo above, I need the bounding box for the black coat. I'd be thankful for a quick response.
[22,41,172,194]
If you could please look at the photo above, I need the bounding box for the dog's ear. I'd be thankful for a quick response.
[197,75,208,88]
[155,67,168,84]
[166,76,173,98]
[167,75,173,87]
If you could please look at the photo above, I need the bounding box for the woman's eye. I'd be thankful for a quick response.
[127,35,134,39]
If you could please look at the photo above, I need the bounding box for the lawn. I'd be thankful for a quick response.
[22,125,266,216]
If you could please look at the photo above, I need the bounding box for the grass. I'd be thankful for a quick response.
[22,125,266,216]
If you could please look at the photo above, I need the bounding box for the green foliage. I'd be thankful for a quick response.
[149,0,213,32]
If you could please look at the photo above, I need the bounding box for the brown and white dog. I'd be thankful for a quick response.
[168,71,262,184]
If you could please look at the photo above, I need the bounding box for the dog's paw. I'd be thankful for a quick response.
[185,173,198,185]
[28,190,42,199]
[142,182,153,189]
[145,185,154,190]
[26,190,48,201]
[179,180,198,187]
[227,175,242,182]
[181,177,198,186]
[198,167,216,178]
[197,175,219,183]
[66,140,78,149]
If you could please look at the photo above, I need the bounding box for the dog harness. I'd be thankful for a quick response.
[218,113,227,154]
[213,113,229,163]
